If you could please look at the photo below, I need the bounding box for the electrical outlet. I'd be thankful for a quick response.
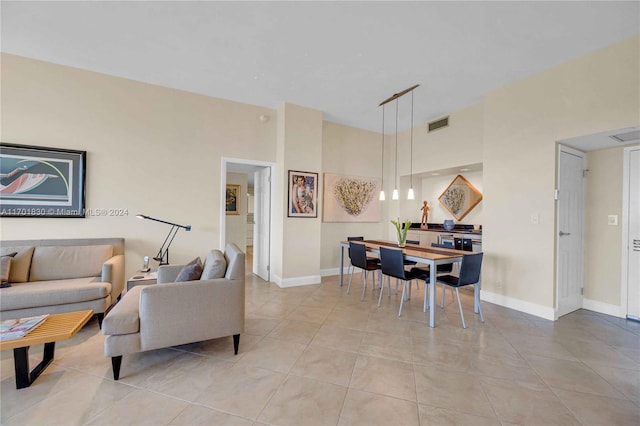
[531,213,539,225]
[608,215,618,226]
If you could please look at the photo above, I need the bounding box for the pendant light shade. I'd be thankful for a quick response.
[392,189,399,200]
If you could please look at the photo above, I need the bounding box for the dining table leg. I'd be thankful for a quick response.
[429,261,436,327]
[339,244,345,286]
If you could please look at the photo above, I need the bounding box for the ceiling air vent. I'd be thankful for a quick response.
[609,130,640,143]
[428,116,449,132]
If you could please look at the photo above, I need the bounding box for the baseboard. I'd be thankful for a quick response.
[320,267,349,277]
[271,274,322,288]
[481,290,555,320]
[582,298,624,318]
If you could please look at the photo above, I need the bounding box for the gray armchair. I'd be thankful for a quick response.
[102,243,245,380]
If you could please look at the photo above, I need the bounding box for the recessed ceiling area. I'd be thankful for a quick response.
[2,1,638,134]
[560,126,640,152]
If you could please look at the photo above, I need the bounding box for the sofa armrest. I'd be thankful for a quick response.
[157,264,184,284]
[138,277,245,351]
[102,254,125,301]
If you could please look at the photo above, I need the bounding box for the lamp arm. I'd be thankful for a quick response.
[153,225,179,265]
[137,214,191,230]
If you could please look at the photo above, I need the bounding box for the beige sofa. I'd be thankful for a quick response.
[102,243,245,380]
[0,238,125,326]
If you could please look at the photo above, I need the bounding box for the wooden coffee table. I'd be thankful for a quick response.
[0,310,93,389]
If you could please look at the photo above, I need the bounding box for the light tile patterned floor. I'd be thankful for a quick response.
[1,270,639,425]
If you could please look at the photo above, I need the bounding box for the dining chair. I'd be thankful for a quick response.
[346,236,365,283]
[348,241,381,301]
[378,246,429,316]
[436,252,484,328]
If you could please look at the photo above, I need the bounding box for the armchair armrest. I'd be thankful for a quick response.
[138,277,245,352]
[157,264,185,284]
[102,254,125,300]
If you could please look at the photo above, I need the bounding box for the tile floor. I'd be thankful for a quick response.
[1,270,639,425]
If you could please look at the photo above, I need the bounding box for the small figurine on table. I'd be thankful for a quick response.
[420,200,429,228]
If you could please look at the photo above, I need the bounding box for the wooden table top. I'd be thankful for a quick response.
[344,239,471,261]
[0,310,93,350]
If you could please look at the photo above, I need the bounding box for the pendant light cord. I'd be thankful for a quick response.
[394,98,398,190]
[410,90,414,188]
[381,105,385,186]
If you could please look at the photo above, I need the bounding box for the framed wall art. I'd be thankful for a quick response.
[323,173,381,222]
[0,143,86,218]
[225,184,240,215]
[438,174,483,220]
[288,170,318,218]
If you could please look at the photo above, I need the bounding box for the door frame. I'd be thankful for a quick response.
[620,145,639,317]
[221,157,276,280]
[555,144,586,318]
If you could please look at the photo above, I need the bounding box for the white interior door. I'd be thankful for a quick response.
[253,167,271,281]
[626,147,640,320]
[556,145,585,317]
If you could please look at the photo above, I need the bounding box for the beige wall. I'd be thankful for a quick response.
[320,122,387,272]
[277,103,323,285]
[481,35,639,316]
[0,54,276,280]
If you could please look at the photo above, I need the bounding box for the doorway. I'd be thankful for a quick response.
[222,158,275,282]
[556,144,585,317]
[622,146,640,321]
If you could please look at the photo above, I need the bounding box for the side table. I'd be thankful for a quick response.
[127,272,157,291]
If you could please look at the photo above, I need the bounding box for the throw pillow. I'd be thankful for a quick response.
[200,250,227,279]
[1,252,17,287]
[175,257,203,282]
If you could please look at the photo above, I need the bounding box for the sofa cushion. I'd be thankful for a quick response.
[30,245,114,281]
[201,250,227,280]
[0,277,111,311]
[0,246,34,283]
[1,255,14,285]
[175,257,203,282]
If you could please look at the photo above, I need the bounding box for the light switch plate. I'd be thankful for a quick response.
[608,215,618,226]
[531,213,539,225]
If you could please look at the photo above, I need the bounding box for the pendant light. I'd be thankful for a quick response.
[379,104,386,201]
[378,84,420,201]
[392,98,399,200]
[407,90,415,200]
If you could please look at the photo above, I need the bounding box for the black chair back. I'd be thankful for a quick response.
[462,238,473,251]
[379,247,407,280]
[348,241,369,270]
[347,236,364,262]
[406,240,420,245]
[458,253,483,286]
[431,243,454,273]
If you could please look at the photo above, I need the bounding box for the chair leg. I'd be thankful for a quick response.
[441,283,446,308]
[361,271,368,301]
[378,275,386,307]
[347,266,355,294]
[398,281,407,317]
[455,287,466,329]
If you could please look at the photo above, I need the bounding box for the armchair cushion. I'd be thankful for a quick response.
[201,250,226,280]
[175,257,203,282]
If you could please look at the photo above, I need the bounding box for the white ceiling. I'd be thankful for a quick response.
[1,1,639,136]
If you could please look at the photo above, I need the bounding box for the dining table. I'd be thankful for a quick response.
[339,239,482,328]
